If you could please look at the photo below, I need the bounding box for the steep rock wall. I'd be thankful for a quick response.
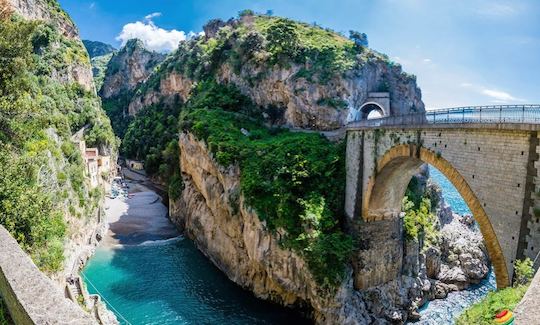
[171,132,419,324]
[128,72,192,115]
[100,39,165,98]
[130,58,423,131]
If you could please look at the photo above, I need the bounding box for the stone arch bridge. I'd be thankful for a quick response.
[345,105,540,289]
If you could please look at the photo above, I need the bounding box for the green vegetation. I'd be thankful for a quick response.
[82,40,116,58]
[149,11,379,95]
[402,196,439,247]
[457,258,534,324]
[514,258,534,285]
[180,81,352,288]
[0,14,115,272]
[253,16,359,82]
[90,53,113,90]
[456,284,527,324]
[102,93,133,138]
[0,297,12,325]
[122,103,181,188]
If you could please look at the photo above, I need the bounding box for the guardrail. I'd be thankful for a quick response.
[348,105,540,128]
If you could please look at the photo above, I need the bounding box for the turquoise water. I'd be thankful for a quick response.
[82,239,310,325]
[428,166,471,215]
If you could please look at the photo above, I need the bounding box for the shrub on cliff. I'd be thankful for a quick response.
[180,81,352,287]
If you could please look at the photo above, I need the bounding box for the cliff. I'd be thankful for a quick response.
[126,14,423,130]
[1,0,116,294]
[171,132,398,323]
[8,0,79,38]
[169,129,490,324]
[83,40,116,58]
[100,39,165,98]
[8,0,95,91]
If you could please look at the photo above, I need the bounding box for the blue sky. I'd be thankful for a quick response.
[58,0,540,109]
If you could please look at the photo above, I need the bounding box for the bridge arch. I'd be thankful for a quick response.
[363,144,510,288]
[359,101,386,120]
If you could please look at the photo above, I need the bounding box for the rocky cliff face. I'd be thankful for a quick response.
[126,15,423,131]
[100,39,165,98]
[8,0,78,38]
[83,40,116,58]
[171,133,490,323]
[8,0,95,91]
[171,133,427,324]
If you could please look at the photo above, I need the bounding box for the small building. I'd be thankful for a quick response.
[126,159,144,171]
[98,155,111,174]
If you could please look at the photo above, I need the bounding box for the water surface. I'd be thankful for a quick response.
[82,239,309,325]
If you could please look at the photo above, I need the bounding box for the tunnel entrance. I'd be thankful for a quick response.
[360,102,385,120]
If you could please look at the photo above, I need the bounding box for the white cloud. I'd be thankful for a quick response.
[481,89,519,102]
[116,14,187,53]
[423,58,432,63]
[460,82,473,87]
[475,1,523,18]
[144,12,162,20]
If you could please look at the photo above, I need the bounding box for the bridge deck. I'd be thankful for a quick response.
[347,105,540,130]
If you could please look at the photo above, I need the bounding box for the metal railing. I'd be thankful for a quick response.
[348,105,540,128]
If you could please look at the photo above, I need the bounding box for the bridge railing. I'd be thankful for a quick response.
[348,105,540,128]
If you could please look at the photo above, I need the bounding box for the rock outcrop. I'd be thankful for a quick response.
[170,133,445,324]
[126,15,424,130]
[8,0,79,38]
[402,173,490,305]
[100,39,165,98]
[8,0,95,91]
[83,40,116,58]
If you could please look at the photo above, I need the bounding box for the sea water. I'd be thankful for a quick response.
[82,238,309,324]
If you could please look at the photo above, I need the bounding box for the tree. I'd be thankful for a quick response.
[349,30,368,48]
[0,17,39,143]
[266,18,300,62]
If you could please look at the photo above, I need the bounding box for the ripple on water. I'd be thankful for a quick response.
[82,239,310,325]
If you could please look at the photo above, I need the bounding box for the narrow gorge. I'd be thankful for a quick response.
[0,2,536,325]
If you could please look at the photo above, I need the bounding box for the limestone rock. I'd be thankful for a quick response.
[172,132,424,324]
[425,246,442,279]
[100,39,165,98]
[127,17,424,130]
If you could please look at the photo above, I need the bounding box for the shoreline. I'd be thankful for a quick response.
[76,170,180,324]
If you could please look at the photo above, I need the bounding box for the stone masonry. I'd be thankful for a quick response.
[345,123,540,290]
[0,226,96,325]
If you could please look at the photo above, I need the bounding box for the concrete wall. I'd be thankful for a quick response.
[0,226,96,325]
[345,124,540,289]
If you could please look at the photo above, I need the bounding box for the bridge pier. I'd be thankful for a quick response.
[352,217,403,290]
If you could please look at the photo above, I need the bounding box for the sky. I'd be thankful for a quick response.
[58,0,540,109]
